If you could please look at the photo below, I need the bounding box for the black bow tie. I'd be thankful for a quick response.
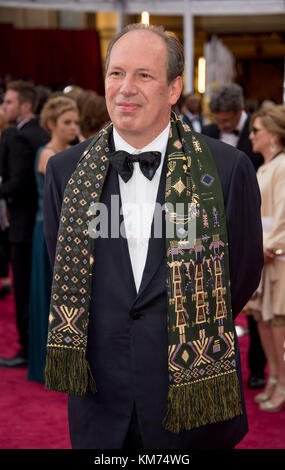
[109,150,161,183]
[232,129,240,136]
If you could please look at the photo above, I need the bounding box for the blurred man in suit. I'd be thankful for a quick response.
[202,83,266,390]
[182,92,203,133]
[0,105,16,299]
[202,83,263,170]
[0,81,49,367]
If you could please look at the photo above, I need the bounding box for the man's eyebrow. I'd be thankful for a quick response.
[108,65,123,70]
[136,67,153,72]
[107,66,156,76]
[109,66,152,71]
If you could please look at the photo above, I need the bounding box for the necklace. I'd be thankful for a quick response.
[45,144,69,154]
[45,145,59,153]
[270,149,284,161]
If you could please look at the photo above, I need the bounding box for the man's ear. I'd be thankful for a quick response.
[169,76,183,107]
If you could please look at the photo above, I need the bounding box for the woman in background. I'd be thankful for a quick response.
[28,96,79,383]
[249,104,285,412]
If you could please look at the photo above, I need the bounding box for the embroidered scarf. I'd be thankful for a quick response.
[45,113,243,432]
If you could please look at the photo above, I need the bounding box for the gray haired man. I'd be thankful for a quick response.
[202,83,263,170]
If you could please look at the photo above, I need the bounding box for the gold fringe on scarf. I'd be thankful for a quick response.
[163,371,243,433]
[45,348,96,395]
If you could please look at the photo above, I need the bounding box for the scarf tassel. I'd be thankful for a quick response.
[44,347,97,395]
[163,371,243,433]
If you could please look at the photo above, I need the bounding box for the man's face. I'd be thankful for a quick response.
[105,30,182,148]
[2,90,21,124]
[212,110,242,133]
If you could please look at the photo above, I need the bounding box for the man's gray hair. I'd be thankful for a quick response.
[105,23,184,85]
[209,83,244,113]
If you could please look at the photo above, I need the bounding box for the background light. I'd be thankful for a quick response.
[141,11,150,25]
[198,57,206,94]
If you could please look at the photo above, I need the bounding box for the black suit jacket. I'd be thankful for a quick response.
[0,118,49,243]
[0,126,17,180]
[44,133,263,449]
[202,116,264,171]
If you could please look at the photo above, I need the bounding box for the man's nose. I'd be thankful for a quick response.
[120,75,137,96]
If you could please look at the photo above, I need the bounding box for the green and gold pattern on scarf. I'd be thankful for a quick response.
[45,122,112,395]
[163,114,242,432]
[45,114,242,432]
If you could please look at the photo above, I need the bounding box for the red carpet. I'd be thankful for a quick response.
[235,315,285,449]
[0,290,70,449]
[0,288,284,450]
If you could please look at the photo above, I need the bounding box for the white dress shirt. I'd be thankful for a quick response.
[113,123,170,292]
[220,110,248,148]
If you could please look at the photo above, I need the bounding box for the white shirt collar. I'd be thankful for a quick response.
[17,117,33,129]
[236,110,248,132]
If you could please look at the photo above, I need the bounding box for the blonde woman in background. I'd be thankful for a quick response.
[249,104,285,412]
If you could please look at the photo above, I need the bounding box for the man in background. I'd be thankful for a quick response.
[0,103,15,299]
[182,92,203,133]
[0,81,49,368]
[202,83,263,170]
[202,83,266,390]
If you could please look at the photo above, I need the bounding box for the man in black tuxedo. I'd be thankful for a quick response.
[44,25,263,449]
[202,83,263,171]
[202,84,266,390]
[0,81,49,367]
[0,126,16,298]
